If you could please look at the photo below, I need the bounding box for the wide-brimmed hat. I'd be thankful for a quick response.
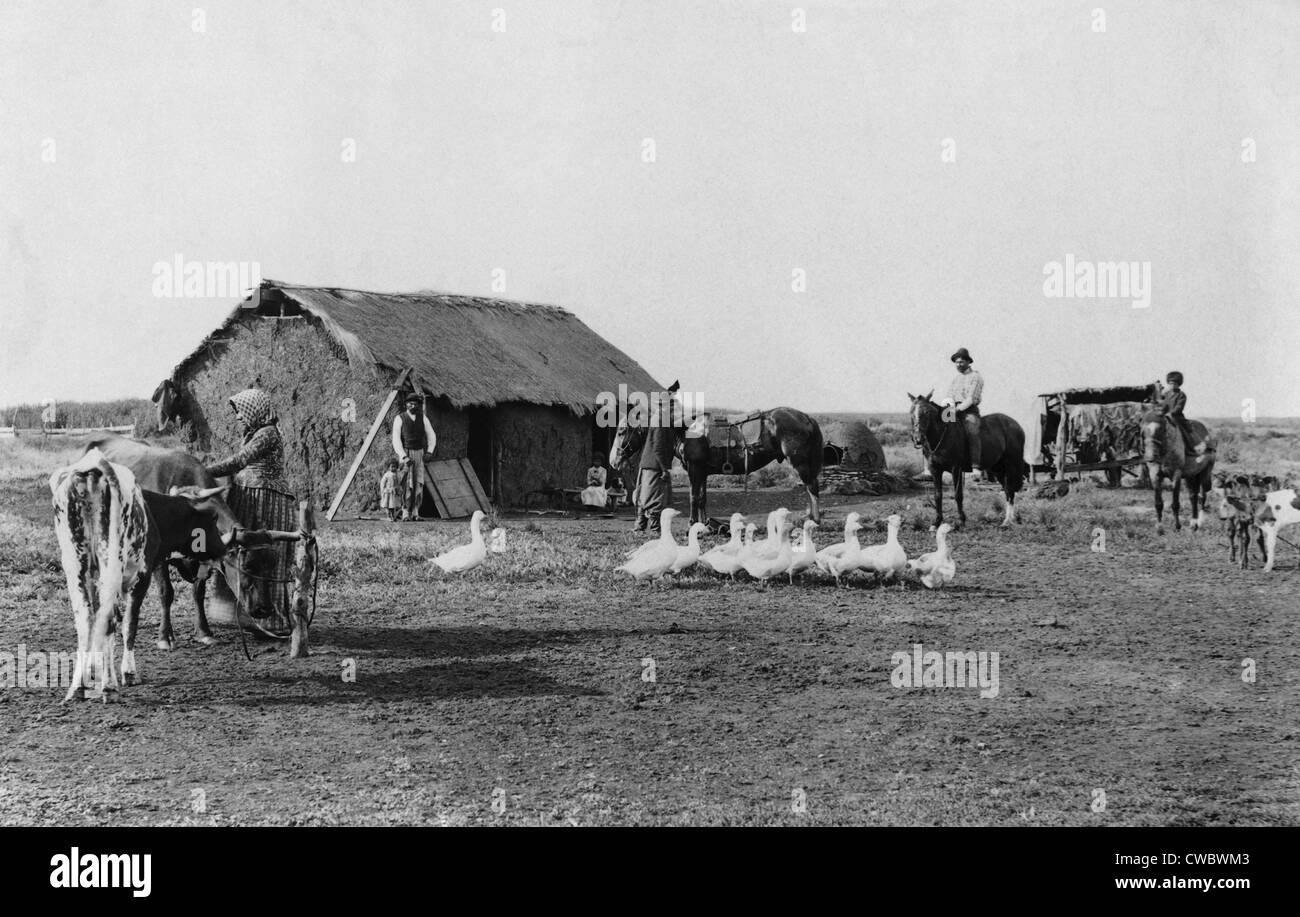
[403,392,423,406]
[950,348,974,363]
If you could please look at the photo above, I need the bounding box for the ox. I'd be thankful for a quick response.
[84,435,279,649]
[1256,488,1300,573]
[50,450,154,700]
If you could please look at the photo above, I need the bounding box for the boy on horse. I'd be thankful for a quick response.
[941,347,983,469]
[1157,370,1203,454]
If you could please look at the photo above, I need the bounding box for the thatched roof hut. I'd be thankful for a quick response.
[164,280,661,512]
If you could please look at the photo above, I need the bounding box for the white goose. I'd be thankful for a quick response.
[700,514,745,572]
[826,520,865,586]
[671,522,708,574]
[908,522,955,589]
[734,523,760,565]
[816,512,862,572]
[786,520,819,584]
[751,508,791,560]
[860,514,908,582]
[743,520,794,583]
[430,510,488,573]
[616,509,681,580]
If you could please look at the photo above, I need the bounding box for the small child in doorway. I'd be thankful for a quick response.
[380,459,401,521]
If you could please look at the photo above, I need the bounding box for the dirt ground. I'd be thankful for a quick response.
[2,477,1298,826]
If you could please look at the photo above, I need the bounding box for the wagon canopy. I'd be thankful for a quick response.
[1031,381,1161,475]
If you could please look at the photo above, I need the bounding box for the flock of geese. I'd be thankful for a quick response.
[426,507,957,590]
[615,508,957,589]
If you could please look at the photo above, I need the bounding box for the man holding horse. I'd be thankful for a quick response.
[634,391,677,534]
[941,347,983,470]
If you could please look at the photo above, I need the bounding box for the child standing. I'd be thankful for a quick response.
[380,460,401,521]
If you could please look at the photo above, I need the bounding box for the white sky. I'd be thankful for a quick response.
[2,0,1298,419]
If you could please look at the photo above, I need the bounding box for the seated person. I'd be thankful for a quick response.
[580,453,610,507]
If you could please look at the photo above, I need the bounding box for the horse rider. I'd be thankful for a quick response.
[940,347,983,470]
[1156,370,1203,455]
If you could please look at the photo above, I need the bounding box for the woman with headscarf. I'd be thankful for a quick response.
[206,388,295,635]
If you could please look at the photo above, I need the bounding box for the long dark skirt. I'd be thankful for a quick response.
[227,484,297,635]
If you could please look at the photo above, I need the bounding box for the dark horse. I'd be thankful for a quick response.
[611,407,825,523]
[1140,410,1215,533]
[908,392,1028,529]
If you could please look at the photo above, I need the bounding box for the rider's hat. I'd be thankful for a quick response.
[950,347,974,363]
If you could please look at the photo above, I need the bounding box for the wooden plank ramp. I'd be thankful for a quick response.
[423,458,491,518]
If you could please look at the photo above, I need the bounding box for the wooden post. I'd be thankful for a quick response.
[289,501,315,659]
[1054,394,1069,482]
[326,368,413,521]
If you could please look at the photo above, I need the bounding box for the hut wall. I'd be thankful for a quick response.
[491,403,590,507]
[178,317,591,513]
[179,316,397,511]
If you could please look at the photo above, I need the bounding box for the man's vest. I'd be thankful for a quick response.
[400,412,428,451]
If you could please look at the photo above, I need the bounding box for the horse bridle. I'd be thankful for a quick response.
[911,400,959,457]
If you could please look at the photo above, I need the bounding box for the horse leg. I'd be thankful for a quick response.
[793,460,821,523]
[1152,469,1165,533]
[1000,462,1017,527]
[1171,472,1183,532]
[688,463,706,524]
[954,466,967,529]
[932,461,944,528]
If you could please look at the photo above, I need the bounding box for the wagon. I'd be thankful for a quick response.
[1031,383,1160,486]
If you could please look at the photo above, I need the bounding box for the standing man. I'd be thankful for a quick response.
[634,391,677,533]
[391,392,438,521]
[941,347,983,470]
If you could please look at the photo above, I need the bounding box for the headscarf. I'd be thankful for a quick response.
[229,388,276,437]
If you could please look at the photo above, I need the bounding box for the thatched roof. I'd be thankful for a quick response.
[172,280,662,414]
[1037,383,1160,405]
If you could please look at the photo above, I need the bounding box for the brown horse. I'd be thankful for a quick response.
[908,392,1028,529]
[1140,412,1215,533]
[611,406,825,523]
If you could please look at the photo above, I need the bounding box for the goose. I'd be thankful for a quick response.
[671,522,708,574]
[701,514,745,571]
[826,521,865,586]
[616,509,681,580]
[908,522,955,589]
[816,512,862,572]
[716,513,747,554]
[751,508,791,560]
[734,523,760,564]
[430,510,488,573]
[624,508,684,560]
[860,514,908,582]
[743,520,794,584]
[786,520,819,584]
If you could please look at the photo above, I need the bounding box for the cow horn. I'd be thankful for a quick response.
[194,486,227,499]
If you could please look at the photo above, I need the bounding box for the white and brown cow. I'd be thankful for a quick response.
[49,449,155,701]
[1256,488,1300,573]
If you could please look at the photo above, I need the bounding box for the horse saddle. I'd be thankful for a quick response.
[706,412,767,451]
